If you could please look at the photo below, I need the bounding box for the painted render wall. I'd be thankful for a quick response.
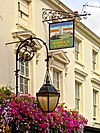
[0,0,16,87]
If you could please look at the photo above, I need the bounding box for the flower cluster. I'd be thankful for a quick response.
[0,86,88,133]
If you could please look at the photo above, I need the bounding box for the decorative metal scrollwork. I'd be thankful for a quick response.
[42,8,91,22]
[15,36,47,96]
[42,8,71,22]
[18,38,37,62]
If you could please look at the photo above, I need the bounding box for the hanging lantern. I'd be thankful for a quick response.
[36,83,60,112]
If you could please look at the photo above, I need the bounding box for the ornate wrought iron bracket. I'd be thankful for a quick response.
[42,8,91,22]
[15,36,51,96]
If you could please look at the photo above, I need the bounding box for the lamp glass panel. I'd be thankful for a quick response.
[37,93,59,112]
[37,95,48,111]
[49,94,59,111]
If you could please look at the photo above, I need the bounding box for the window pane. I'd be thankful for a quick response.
[25,85,28,93]
[75,52,78,60]
[75,40,80,59]
[53,70,56,79]
[75,40,79,51]
[21,65,24,75]
[25,61,28,67]
[93,90,98,118]
[75,81,81,110]
[75,82,80,98]
[53,69,60,89]
[20,76,23,83]
[25,67,29,77]
[24,78,28,85]
[20,84,24,94]
[92,50,97,70]
[75,99,79,110]
[92,50,96,62]
[93,91,96,105]
[93,63,95,70]
[93,106,96,117]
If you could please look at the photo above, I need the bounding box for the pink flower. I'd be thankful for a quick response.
[0,86,88,132]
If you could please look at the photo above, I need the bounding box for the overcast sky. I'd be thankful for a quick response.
[60,0,100,37]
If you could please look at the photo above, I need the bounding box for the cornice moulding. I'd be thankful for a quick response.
[75,67,88,78]
[91,78,100,85]
[76,22,100,45]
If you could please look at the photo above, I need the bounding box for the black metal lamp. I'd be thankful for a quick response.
[15,36,60,112]
[36,40,60,112]
[36,66,60,112]
[36,83,60,112]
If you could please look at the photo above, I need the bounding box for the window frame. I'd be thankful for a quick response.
[75,81,82,110]
[75,39,80,60]
[75,38,82,61]
[53,68,61,91]
[19,60,30,94]
[93,89,98,120]
[92,49,98,71]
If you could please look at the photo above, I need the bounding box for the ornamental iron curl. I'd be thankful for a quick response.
[15,36,50,96]
[42,8,71,22]
[16,38,37,62]
[42,8,91,22]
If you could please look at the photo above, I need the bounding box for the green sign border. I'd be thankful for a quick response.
[49,20,74,50]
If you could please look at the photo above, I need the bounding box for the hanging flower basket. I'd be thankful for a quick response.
[0,85,88,133]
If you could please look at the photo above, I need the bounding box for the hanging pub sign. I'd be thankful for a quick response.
[49,20,74,50]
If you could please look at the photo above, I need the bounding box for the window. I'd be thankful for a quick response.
[53,69,61,91]
[19,61,29,94]
[93,89,98,120]
[92,50,97,70]
[75,81,81,110]
[53,68,63,101]
[49,50,69,102]
[75,38,83,62]
[75,39,80,60]
[18,0,29,28]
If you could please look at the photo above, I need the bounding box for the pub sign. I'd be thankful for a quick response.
[49,20,74,50]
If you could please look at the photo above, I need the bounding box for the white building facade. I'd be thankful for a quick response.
[0,0,100,132]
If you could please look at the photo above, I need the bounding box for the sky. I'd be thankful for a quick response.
[60,0,100,37]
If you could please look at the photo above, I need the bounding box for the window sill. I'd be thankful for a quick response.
[94,121,100,125]
[93,120,100,127]
[91,70,100,77]
[75,59,84,68]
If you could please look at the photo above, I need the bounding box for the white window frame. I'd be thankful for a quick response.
[52,67,63,102]
[92,49,98,71]
[75,68,88,114]
[75,38,82,61]
[75,39,80,60]
[75,80,83,111]
[53,68,61,91]
[93,89,98,120]
[19,61,30,94]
